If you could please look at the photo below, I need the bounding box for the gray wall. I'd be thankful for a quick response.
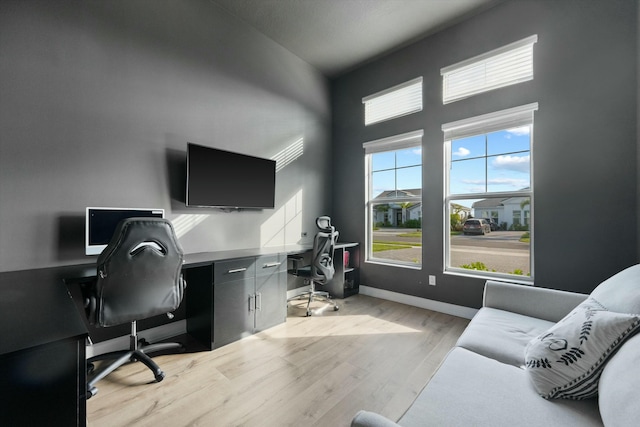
[331,0,638,308]
[0,0,331,272]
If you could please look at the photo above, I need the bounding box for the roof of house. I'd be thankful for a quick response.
[472,198,507,208]
[373,188,422,200]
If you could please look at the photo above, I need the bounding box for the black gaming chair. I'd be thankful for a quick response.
[287,216,340,316]
[84,217,186,398]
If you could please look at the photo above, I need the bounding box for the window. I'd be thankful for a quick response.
[364,130,422,268]
[444,103,537,280]
[363,77,423,125]
[441,35,537,104]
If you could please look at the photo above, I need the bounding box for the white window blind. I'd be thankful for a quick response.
[363,77,422,125]
[441,35,537,104]
[362,129,423,154]
[442,103,538,141]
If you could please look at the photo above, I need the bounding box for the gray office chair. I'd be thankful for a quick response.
[288,216,340,316]
[84,218,186,399]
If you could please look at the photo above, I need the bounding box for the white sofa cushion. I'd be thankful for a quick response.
[590,264,640,314]
[456,307,554,367]
[399,347,602,427]
[598,333,640,426]
[524,298,640,399]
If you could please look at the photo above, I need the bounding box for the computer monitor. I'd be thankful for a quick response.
[85,207,165,255]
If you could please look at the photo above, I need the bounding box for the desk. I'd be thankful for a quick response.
[0,266,88,426]
[0,245,310,425]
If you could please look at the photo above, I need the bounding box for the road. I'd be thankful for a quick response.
[372,229,530,274]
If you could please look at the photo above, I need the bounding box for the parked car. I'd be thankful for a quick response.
[463,218,491,235]
[482,218,499,231]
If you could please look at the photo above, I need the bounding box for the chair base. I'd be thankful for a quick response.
[287,284,339,317]
[86,340,183,399]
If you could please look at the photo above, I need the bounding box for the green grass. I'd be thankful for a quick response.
[397,232,422,238]
[372,242,414,252]
[372,240,422,252]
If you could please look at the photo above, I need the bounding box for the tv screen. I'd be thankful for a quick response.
[85,207,165,255]
[186,143,276,209]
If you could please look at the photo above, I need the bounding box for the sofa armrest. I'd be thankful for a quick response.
[351,411,400,427]
[483,280,588,322]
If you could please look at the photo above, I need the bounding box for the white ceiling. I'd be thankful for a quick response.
[211,0,501,77]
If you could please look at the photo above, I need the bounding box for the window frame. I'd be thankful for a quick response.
[363,130,423,269]
[443,103,538,282]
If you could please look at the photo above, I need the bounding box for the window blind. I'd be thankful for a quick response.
[362,129,423,154]
[442,103,538,141]
[363,77,422,125]
[441,35,537,104]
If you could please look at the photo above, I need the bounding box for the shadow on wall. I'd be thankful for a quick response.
[165,147,187,210]
[56,214,85,262]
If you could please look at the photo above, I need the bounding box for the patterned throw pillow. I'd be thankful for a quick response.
[524,298,640,399]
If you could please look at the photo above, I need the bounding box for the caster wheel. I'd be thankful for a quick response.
[306,310,311,317]
[155,370,165,383]
[87,362,95,374]
[333,305,340,311]
[87,386,98,399]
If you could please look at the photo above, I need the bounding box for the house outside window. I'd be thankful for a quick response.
[364,130,423,268]
[443,103,537,280]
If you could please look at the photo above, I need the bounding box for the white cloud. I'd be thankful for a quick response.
[452,147,470,157]
[506,126,530,136]
[492,155,530,173]
[412,148,422,155]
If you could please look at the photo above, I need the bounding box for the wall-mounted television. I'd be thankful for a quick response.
[85,207,165,255]
[186,142,276,209]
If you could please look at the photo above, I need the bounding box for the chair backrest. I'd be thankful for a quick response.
[310,216,339,283]
[95,218,185,327]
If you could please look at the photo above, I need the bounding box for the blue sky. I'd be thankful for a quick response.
[371,147,422,198]
[450,126,530,195]
[370,126,530,201]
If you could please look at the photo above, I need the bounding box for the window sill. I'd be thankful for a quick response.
[365,259,422,270]
[444,268,533,285]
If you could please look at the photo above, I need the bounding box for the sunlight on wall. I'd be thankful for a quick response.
[172,214,209,238]
[260,137,306,247]
[271,137,304,172]
[261,189,303,247]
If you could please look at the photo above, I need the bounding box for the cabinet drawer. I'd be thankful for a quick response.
[256,254,285,277]
[214,257,256,284]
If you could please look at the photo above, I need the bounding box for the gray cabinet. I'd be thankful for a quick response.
[213,254,286,348]
[255,255,287,332]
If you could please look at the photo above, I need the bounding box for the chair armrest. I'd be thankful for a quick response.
[483,280,588,322]
[351,411,401,427]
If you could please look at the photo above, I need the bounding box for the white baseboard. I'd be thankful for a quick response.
[86,320,187,359]
[359,285,478,320]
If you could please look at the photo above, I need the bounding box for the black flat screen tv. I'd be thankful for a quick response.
[186,143,276,209]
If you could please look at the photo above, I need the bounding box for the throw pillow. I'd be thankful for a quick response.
[524,297,640,400]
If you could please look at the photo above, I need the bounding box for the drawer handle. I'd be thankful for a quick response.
[227,267,247,274]
[263,262,281,268]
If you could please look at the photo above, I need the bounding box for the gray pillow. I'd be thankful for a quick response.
[590,264,640,314]
[524,298,640,399]
[599,333,640,426]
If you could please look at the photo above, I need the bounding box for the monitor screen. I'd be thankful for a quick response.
[85,207,165,255]
[186,143,276,209]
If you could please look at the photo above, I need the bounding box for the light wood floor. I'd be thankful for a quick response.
[87,294,469,427]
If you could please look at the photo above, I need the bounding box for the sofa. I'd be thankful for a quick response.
[352,264,640,427]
